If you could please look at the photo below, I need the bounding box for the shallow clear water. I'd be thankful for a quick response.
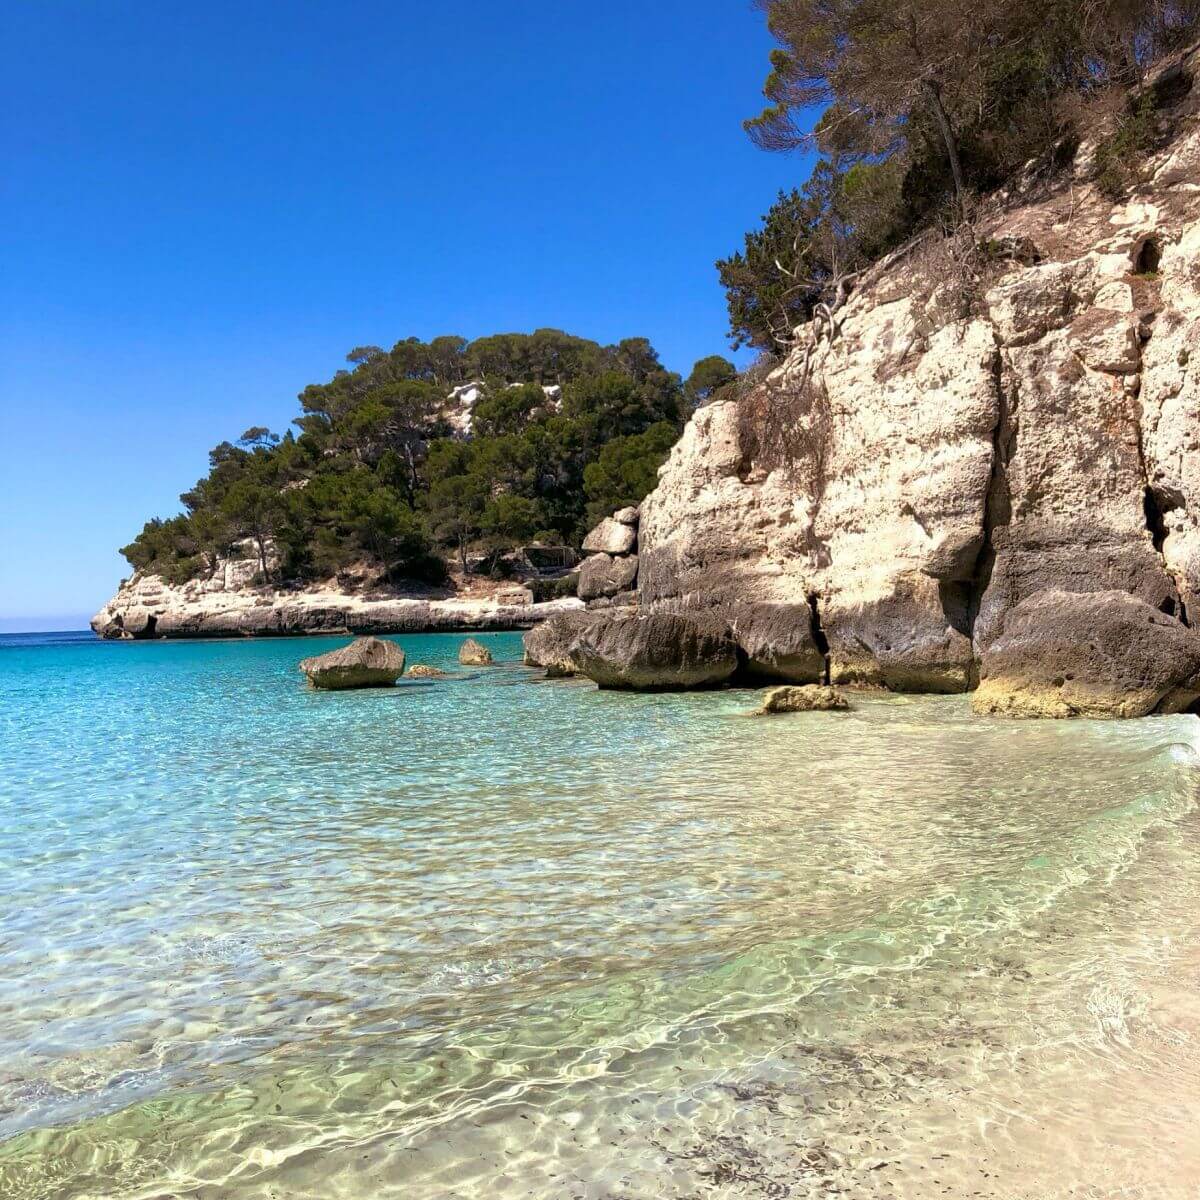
[2,630,1200,1199]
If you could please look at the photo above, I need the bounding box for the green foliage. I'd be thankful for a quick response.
[717,161,904,350]
[120,516,206,585]
[685,355,738,405]
[121,329,700,584]
[582,421,679,525]
[1094,93,1159,198]
[725,0,1198,347]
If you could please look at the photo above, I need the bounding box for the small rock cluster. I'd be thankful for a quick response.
[300,637,493,689]
[577,507,639,607]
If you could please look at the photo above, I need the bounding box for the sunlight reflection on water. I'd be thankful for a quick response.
[1,631,1199,1198]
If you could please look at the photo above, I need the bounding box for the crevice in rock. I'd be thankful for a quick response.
[965,345,1014,647]
[1132,331,1190,626]
[1145,482,1190,626]
[1144,484,1170,553]
[807,593,831,685]
[144,614,158,638]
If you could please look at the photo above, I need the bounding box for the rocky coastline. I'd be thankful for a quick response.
[96,46,1200,720]
[527,48,1200,719]
[91,569,582,640]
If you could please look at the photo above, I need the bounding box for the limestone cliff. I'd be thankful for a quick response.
[637,45,1200,706]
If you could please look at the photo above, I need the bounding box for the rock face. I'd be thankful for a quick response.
[91,567,584,641]
[577,508,641,604]
[582,517,637,556]
[973,590,1200,718]
[568,612,738,691]
[407,664,450,678]
[756,685,850,714]
[522,610,609,676]
[299,637,405,689]
[577,553,639,602]
[637,45,1200,716]
[458,637,494,665]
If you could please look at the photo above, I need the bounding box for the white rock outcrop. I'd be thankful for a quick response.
[92,561,583,640]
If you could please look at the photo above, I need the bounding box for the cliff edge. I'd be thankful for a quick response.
[635,45,1200,712]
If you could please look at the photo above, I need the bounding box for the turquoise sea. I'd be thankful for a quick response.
[3,629,1200,1199]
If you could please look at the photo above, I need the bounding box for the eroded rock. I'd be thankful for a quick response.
[582,517,637,556]
[756,685,850,714]
[634,84,1200,716]
[972,590,1200,718]
[578,553,639,601]
[299,637,405,690]
[569,612,738,691]
[458,638,494,665]
[407,664,450,678]
[522,610,609,676]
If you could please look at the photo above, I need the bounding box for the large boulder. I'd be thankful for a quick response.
[582,517,637,556]
[568,612,739,691]
[578,553,639,602]
[972,590,1200,718]
[726,601,826,683]
[522,610,609,676]
[299,636,405,689]
[458,637,494,665]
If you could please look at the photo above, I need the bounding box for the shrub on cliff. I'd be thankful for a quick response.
[721,0,1200,350]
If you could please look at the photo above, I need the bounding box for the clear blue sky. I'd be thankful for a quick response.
[0,1,810,631]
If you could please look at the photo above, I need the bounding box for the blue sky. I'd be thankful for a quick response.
[0,1,811,630]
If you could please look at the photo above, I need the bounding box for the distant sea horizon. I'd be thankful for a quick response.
[0,616,95,635]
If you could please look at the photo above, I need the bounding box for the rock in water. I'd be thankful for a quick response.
[407,664,450,678]
[299,637,405,690]
[756,685,849,714]
[568,612,738,691]
[458,638,494,665]
[523,611,610,676]
[972,590,1200,718]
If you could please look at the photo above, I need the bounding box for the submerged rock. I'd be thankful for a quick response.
[569,612,738,691]
[458,637,494,665]
[972,590,1200,718]
[299,637,405,690]
[756,685,850,714]
[407,664,450,678]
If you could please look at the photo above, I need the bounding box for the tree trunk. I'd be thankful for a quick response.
[923,80,966,214]
[404,443,418,505]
